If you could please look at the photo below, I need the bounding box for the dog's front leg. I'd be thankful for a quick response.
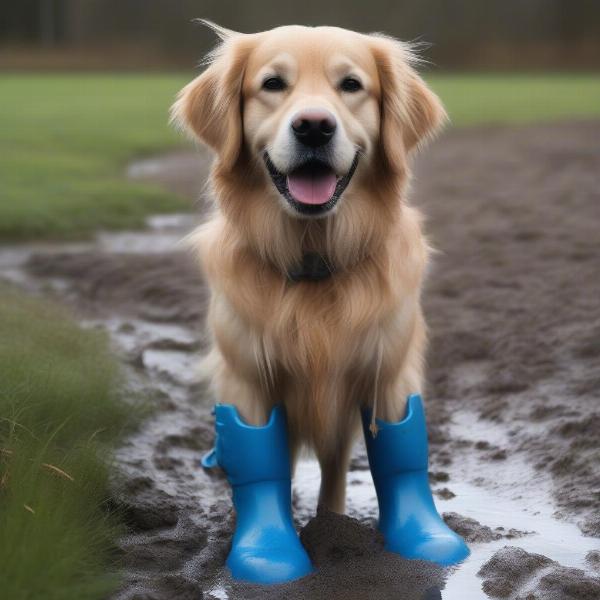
[206,357,314,583]
[214,361,272,426]
[361,311,469,566]
[209,297,275,425]
[377,309,427,422]
[204,302,314,583]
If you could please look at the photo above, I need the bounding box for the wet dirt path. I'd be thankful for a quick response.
[1,122,599,599]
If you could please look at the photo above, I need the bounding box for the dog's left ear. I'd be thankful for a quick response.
[370,35,447,176]
[171,22,256,171]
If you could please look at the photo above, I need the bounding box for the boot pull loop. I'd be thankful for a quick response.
[369,339,384,438]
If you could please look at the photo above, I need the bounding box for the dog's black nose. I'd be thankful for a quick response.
[291,110,337,148]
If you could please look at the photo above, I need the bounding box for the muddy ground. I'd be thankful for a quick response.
[2,121,599,599]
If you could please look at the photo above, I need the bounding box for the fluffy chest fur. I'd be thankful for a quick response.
[193,205,427,448]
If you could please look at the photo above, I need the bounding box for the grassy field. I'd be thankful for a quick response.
[0,287,133,599]
[428,73,600,126]
[0,74,189,241]
[1,73,600,241]
[0,73,600,240]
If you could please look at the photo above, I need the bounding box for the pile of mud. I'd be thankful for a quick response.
[228,510,446,600]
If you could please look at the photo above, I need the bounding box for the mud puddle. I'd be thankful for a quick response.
[441,411,599,598]
[2,121,600,599]
[292,409,598,598]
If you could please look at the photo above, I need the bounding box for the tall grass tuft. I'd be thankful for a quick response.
[0,287,132,599]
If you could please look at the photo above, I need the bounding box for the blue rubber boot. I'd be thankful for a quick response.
[202,404,314,584]
[362,394,469,566]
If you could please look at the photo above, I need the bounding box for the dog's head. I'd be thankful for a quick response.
[172,23,445,221]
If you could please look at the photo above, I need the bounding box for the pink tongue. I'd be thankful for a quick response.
[287,170,337,205]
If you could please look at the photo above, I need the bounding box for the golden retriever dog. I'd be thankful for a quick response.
[172,22,444,515]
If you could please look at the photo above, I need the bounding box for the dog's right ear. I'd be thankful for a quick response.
[170,22,256,171]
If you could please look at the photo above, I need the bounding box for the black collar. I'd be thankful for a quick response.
[286,252,335,283]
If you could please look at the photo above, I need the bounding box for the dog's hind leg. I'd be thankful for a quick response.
[317,437,353,514]
[316,408,361,514]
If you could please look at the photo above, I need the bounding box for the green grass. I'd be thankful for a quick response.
[0,287,133,599]
[1,73,600,241]
[0,73,190,241]
[427,73,600,127]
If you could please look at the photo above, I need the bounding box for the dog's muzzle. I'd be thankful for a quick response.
[264,152,359,217]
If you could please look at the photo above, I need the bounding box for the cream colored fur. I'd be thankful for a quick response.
[172,24,446,513]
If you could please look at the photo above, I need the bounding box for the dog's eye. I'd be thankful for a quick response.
[262,76,287,92]
[339,77,363,93]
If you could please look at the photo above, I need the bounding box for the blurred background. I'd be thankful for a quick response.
[1,3,599,600]
[2,0,600,69]
[2,0,599,242]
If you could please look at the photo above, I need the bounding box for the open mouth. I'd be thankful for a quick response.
[264,153,359,216]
